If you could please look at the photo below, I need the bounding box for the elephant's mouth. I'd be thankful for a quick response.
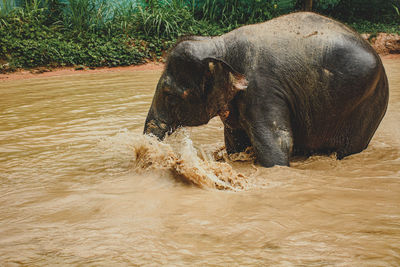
[167,125,178,136]
[143,118,178,141]
[144,119,166,140]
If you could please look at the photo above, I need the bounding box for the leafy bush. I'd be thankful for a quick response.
[0,3,146,70]
[196,0,282,27]
[63,0,113,35]
[318,0,400,23]
[0,23,146,69]
[131,0,198,39]
[349,21,400,35]
[0,0,17,17]
[0,0,399,71]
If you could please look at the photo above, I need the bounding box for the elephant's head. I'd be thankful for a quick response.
[143,40,248,140]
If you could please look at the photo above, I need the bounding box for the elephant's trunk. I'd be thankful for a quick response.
[143,109,169,140]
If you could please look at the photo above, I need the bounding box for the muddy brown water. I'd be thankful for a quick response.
[0,59,399,266]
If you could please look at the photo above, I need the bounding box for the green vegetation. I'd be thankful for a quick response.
[315,0,400,34]
[0,0,399,72]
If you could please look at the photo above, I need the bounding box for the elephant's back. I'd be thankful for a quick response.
[225,12,373,59]
[221,12,381,80]
[233,12,358,42]
[259,12,355,35]
[224,12,383,94]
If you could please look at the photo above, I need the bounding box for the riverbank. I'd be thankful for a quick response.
[0,62,164,82]
[1,36,399,82]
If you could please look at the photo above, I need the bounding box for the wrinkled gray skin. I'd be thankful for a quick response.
[144,12,389,167]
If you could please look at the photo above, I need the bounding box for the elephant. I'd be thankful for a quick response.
[143,12,389,167]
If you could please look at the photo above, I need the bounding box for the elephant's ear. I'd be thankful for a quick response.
[204,57,248,92]
[202,57,248,117]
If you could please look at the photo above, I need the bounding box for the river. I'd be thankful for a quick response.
[0,58,399,265]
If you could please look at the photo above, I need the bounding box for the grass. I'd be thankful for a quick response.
[350,20,400,35]
[132,0,197,38]
[0,0,399,72]
[0,0,15,17]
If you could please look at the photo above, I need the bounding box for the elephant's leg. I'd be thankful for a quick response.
[224,127,252,154]
[249,124,293,167]
[336,74,389,159]
[243,97,293,167]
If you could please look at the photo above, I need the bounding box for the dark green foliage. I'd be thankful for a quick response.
[313,0,400,34]
[0,0,16,16]
[321,0,398,23]
[131,0,197,38]
[0,5,146,70]
[63,0,114,35]
[0,0,398,71]
[349,21,400,35]
[195,0,283,27]
[2,34,146,68]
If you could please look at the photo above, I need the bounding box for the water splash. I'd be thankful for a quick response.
[133,129,249,190]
